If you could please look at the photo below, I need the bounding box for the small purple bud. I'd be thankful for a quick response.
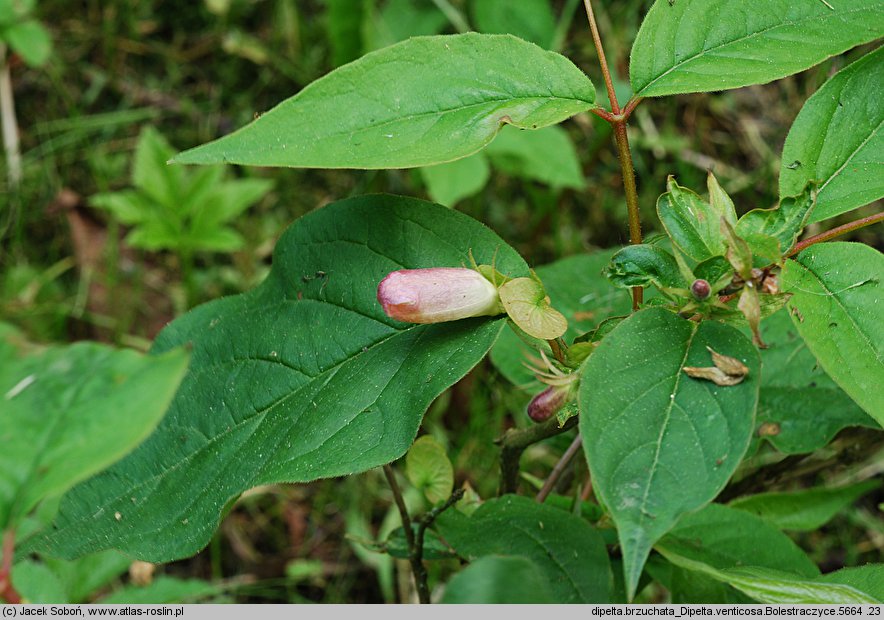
[527,386,568,423]
[377,268,502,324]
[691,279,711,300]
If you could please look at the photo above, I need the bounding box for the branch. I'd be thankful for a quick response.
[787,211,884,258]
[497,415,578,495]
[383,464,430,604]
[536,434,583,502]
[415,488,465,565]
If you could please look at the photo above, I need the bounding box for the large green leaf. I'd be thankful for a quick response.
[172,34,595,169]
[471,0,556,49]
[781,242,884,425]
[440,555,553,604]
[657,504,819,578]
[436,495,612,603]
[490,251,630,391]
[729,480,880,531]
[0,327,189,530]
[3,19,52,67]
[30,195,528,562]
[754,309,877,454]
[630,0,884,97]
[781,46,884,223]
[579,308,760,600]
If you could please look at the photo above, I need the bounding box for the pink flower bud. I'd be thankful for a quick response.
[691,279,711,300]
[527,386,569,423]
[377,268,502,324]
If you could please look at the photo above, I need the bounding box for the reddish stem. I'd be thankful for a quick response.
[621,96,643,121]
[787,211,884,258]
[583,0,620,115]
[0,530,21,604]
[583,0,643,310]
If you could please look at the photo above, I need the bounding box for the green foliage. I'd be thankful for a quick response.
[781,46,884,223]
[0,324,189,530]
[606,244,684,290]
[12,551,130,603]
[470,0,556,49]
[440,555,553,604]
[498,276,567,340]
[405,435,454,505]
[0,0,51,67]
[579,308,759,600]
[657,176,727,262]
[630,0,884,97]
[781,243,884,425]
[436,495,612,603]
[754,310,878,454]
[420,125,584,206]
[31,196,528,562]
[729,480,880,531]
[491,250,630,392]
[735,186,816,258]
[172,34,596,169]
[91,128,273,253]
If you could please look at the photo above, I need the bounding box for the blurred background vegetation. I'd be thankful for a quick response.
[1,0,881,603]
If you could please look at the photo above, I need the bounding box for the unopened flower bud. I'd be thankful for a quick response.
[527,386,569,423]
[691,279,711,300]
[377,268,502,324]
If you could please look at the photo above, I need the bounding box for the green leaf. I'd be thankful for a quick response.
[43,551,132,603]
[754,309,878,454]
[498,276,567,339]
[781,242,884,425]
[630,0,884,97]
[780,46,884,223]
[579,308,760,600]
[11,560,67,603]
[485,125,585,189]
[735,186,816,258]
[0,328,189,530]
[729,480,880,531]
[471,0,556,48]
[707,172,737,228]
[382,525,455,560]
[658,503,818,578]
[172,33,596,169]
[440,555,554,604]
[324,0,366,67]
[436,495,612,603]
[663,565,879,605]
[98,577,219,604]
[31,195,528,562]
[490,251,631,391]
[815,565,884,602]
[657,176,726,262]
[4,19,51,67]
[405,435,454,504]
[133,127,183,208]
[420,152,490,206]
[364,0,448,51]
[606,244,684,290]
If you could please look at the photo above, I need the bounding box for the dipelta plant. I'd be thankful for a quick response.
[10,0,884,605]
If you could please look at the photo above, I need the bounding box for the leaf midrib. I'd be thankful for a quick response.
[636,5,873,95]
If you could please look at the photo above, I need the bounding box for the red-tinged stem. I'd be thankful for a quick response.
[583,0,643,310]
[0,530,21,604]
[536,434,583,502]
[590,107,616,123]
[787,211,884,258]
[621,96,643,121]
[583,0,619,115]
